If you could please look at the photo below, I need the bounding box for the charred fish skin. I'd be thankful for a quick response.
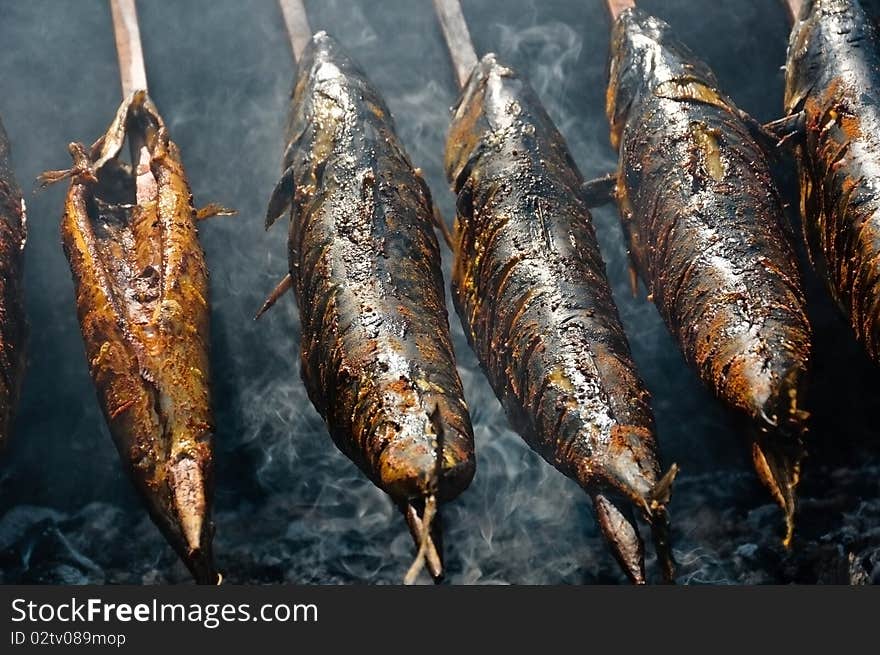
[607,8,812,539]
[267,33,475,504]
[446,53,674,582]
[785,0,880,364]
[54,92,217,583]
[0,117,26,450]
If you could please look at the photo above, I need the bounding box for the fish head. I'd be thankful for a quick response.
[606,7,718,149]
[444,53,499,191]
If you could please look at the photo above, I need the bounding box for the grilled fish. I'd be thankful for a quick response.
[605,8,812,543]
[445,53,675,583]
[784,0,880,366]
[42,91,222,583]
[265,33,476,579]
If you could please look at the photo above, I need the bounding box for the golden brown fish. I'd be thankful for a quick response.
[41,91,228,583]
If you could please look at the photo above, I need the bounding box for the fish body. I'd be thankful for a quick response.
[785,0,880,364]
[607,8,812,540]
[445,53,673,583]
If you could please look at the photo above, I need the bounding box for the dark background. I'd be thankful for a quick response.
[0,0,878,584]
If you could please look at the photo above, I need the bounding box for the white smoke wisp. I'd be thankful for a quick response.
[492,20,582,132]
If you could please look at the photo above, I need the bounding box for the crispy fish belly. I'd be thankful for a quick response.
[267,33,475,507]
[785,0,880,363]
[607,8,811,541]
[55,92,217,583]
[445,54,674,583]
[0,117,26,449]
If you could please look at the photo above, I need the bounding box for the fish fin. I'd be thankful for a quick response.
[752,438,803,548]
[38,92,159,193]
[412,165,455,251]
[432,203,456,251]
[34,168,74,191]
[266,165,296,230]
[763,111,806,142]
[592,492,646,584]
[254,273,293,320]
[580,173,617,207]
[648,463,679,583]
[195,203,237,221]
[649,463,678,509]
[741,110,805,155]
[35,142,96,191]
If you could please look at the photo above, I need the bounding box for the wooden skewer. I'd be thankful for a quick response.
[433,0,478,89]
[279,0,313,63]
[606,0,636,20]
[109,0,148,97]
[784,0,803,23]
[402,499,443,582]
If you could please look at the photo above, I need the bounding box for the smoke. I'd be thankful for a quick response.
[0,0,878,585]
[492,21,582,132]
